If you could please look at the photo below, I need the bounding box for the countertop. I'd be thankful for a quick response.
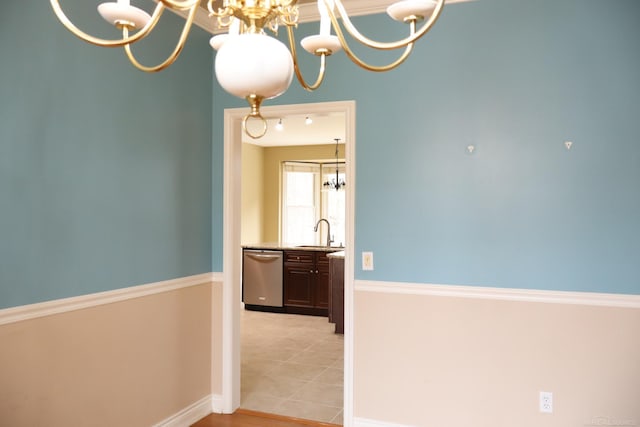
[327,251,345,259]
[243,243,345,253]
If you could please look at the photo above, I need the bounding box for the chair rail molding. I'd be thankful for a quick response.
[355,280,640,308]
[0,272,220,326]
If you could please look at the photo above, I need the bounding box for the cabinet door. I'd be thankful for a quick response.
[315,266,330,309]
[284,264,314,308]
[314,252,331,309]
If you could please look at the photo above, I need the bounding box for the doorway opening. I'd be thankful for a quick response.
[221,100,355,424]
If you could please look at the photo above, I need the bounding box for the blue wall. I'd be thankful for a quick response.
[212,0,640,294]
[0,1,213,309]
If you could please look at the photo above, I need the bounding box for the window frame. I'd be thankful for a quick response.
[281,162,321,246]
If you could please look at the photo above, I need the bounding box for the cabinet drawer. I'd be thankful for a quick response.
[285,251,314,263]
[316,251,331,266]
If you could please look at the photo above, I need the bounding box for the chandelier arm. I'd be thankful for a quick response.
[331,0,444,51]
[331,19,416,72]
[49,0,164,48]
[122,4,197,73]
[157,0,200,12]
[207,0,231,19]
[286,26,328,91]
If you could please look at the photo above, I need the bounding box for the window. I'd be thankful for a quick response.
[281,162,345,246]
[281,162,320,246]
[321,164,346,247]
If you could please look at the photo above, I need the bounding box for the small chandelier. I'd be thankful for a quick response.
[50,0,445,138]
[323,138,345,192]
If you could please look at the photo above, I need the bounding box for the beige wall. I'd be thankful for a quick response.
[260,144,345,243]
[241,143,265,245]
[354,290,640,427]
[0,282,215,427]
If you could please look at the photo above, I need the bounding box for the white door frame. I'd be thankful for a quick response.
[220,100,356,425]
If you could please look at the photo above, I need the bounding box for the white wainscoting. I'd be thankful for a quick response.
[351,280,640,427]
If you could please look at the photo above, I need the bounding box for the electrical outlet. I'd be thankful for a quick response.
[540,391,553,413]
[362,252,374,271]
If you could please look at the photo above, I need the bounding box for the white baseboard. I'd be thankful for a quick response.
[0,272,223,326]
[154,394,213,427]
[353,417,414,427]
[355,280,640,308]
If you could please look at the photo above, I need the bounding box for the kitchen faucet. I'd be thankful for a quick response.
[314,218,333,247]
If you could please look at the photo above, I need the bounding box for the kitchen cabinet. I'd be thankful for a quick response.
[283,249,332,316]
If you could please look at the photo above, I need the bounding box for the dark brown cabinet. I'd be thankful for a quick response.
[284,250,333,316]
[328,255,344,334]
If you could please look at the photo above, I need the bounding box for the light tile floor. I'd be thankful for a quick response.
[241,309,344,425]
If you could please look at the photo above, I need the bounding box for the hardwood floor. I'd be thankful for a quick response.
[191,409,340,427]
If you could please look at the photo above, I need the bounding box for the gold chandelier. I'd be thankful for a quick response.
[50,0,445,138]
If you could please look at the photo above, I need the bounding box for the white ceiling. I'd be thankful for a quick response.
[244,111,346,147]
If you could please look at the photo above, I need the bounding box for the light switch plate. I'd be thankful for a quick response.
[362,252,374,271]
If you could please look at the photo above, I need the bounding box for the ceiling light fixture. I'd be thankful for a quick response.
[50,0,445,139]
[323,138,345,192]
[275,118,284,131]
[305,116,313,125]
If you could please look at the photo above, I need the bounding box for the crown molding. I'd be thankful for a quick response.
[299,0,472,23]
[187,0,475,35]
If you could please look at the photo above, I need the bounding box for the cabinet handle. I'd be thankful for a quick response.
[316,270,319,274]
[310,269,314,273]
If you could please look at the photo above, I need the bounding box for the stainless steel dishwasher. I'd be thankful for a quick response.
[242,249,284,311]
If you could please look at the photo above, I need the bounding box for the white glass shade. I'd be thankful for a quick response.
[97,2,151,29]
[209,34,228,51]
[301,35,342,55]
[387,0,437,22]
[214,33,294,100]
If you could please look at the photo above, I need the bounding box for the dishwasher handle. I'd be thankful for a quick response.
[245,252,282,262]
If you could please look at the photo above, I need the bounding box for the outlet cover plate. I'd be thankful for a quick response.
[540,391,553,413]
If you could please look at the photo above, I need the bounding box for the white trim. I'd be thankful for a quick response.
[355,280,640,309]
[221,102,243,414]
[210,394,225,414]
[342,101,356,427]
[298,0,472,24]
[193,0,475,35]
[222,100,357,425]
[0,272,217,326]
[153,394,213,427]
[353,417,415,427]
